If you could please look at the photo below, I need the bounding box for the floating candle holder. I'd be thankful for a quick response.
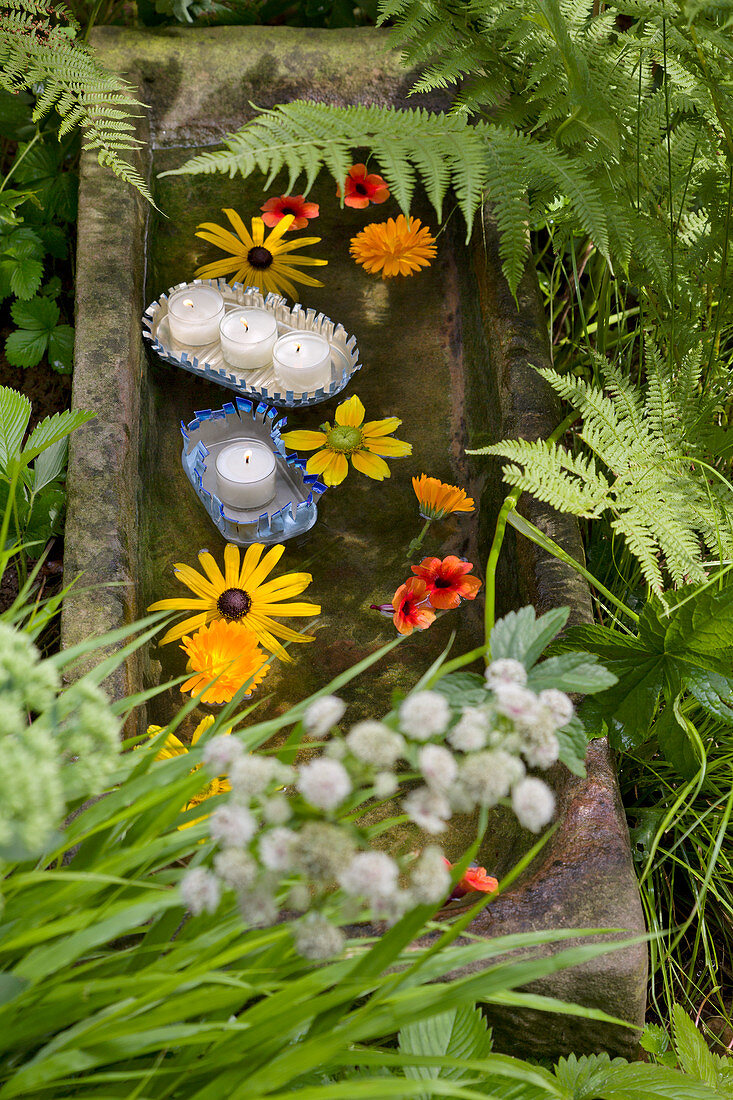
[181,398,327,545]
[144,280,362,408]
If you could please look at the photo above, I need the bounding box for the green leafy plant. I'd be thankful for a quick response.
[0,0,152,202]
[472,347,733,595]
[5,295,74,372]
[0,385,93,560]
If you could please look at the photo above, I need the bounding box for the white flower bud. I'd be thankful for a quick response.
[209,804,258,847]
[485,658,527,689]
[538,689,574,728]
[448,707,490,752]
[409,845,451,905]
[399,691,451,740]
[511,777,556,833]
[339,850,400,904]
[181,867,221,915]
[418,743,457,790]
[214,848,257,890]
[259,827,297,871]
[303,695,346,738]
[294,914,346,959]
[346,721,405,767]
[297,758,352,811]
[403,786,451,834]
[202,734,243,774]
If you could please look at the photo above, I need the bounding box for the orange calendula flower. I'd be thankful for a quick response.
[181,619,270,705]
[392,576,436,635]
[412,474,475,521]
[147,716,230,827]
[444,857,499,900]
[338,163,390,208]
[350,215,436,278]
[260,194,320,230]
[280,394,411,487]
[147,542,320,661]
[194,210,327,300]
[411,556,482,610]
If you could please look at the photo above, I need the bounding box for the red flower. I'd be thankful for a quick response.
[339,164,390,209]
[443,858,499,900]
[392,577,436,635]
[411,556,482,610]
[260,194,320,230]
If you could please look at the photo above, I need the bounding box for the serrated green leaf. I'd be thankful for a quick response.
[556,715,589,776]
[21,409,95,468]
[6,255,43,299]
[641,1022,671,1058]
[0,386,31,474]
[10,295,59,332]
[399,1005,493,1093]
[685,668,733,726]
[4,327,48,368]
[526,652,617,694]
[24,486,65,557]
[32,436,67,492]
[490,606,569,668]
[433,671,487,709]
[48,324,74,374]
[672,1007,719,1089]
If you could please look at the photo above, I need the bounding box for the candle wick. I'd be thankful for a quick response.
[240,318,249,331]
[183,299,195,309]
[295,343,301,353]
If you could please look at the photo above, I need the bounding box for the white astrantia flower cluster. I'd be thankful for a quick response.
[0,623,122,860]
[182,663,574,960]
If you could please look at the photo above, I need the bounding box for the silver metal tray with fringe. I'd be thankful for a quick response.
[181,398,327,545]
[144,280,361,408]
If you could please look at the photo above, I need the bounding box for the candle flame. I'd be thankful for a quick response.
[244,449,252,465]
[182,298,195,309]
[239,318,249,331]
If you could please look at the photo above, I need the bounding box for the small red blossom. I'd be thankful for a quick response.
[339,163,390,209]
[443,858,499,900]
[392,577,436,636]
[260,194,320,230]
[411,556,482,610]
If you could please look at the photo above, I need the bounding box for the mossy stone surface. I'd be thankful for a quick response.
[65,25,646,1057]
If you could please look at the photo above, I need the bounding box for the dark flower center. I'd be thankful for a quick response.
[217,587,252,620]
[248,246,274,270]
[354,183,368,195]
[434,577,453,588]
[281,205,296,215]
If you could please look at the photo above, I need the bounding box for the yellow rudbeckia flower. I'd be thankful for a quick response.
[147,543,320,662]
[280,394,412,487]
[194,210,327,300]
[147,716,230,827]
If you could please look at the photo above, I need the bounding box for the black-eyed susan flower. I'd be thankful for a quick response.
[412,474,475,521]
[350,215,436,278]
[147,543,320,661]
[280,394,412,486]
[194,210,327,300]
[180,620,270,704]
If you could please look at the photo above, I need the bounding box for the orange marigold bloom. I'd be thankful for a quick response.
[181,619,270,705]
[260,194,320,230]
[339,163,390,208]
[412,474,475,521]
[411,556,482,610]
[392,576,436,636]
[350,215,436,279]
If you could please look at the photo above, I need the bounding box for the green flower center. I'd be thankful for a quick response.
[248,246,274,270]
[326,425,363,453]
[217,587,252,620]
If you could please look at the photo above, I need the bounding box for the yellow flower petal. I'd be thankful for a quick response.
[155,732,187,760]
[256,600,321,616]
[280,430,327,451]
[194,259,241,281]
[351,449,391,480]
[323,451,349,485]
[195,224,246,253]
[223,208,255,250]
[147,597,211,612]
[305,449,334,476]
[335,395,365,428]
[237,543,266,589]
[361,417,402,438]
[224,543,241,588]
[264,213,296,248]
[363,436,413,457]
[158,611,215,647]
[191,715,216,745]
[197,550,226,591]
[247,544,287,591]
[171,562,220,601]
[255,573,314,599]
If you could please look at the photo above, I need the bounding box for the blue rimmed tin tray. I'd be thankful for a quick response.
[181,398,326,545]
[144,280,361,408]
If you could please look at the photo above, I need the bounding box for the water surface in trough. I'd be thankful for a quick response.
[142,152,485,762]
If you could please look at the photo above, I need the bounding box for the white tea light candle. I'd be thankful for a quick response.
[273,331,332,394]
[168,285,225,346]
[215,440,277,511]
[220,307,278,371]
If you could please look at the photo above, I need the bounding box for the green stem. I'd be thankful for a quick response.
[0,131,41,194]
[507,510,640,624]
[406,517,432,560]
